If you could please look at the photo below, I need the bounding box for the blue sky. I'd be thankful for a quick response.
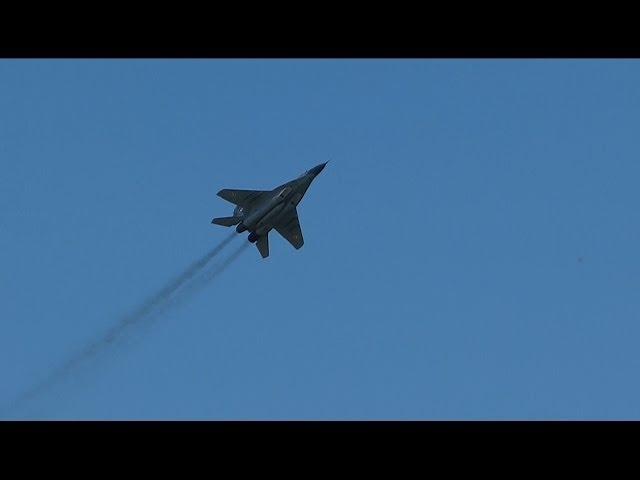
[1,60,639,419]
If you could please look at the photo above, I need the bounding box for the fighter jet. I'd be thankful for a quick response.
[211,162,328,258]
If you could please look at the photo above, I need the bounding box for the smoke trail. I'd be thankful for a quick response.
[115,241,252,344]
[2,232,238,416]
[151,240,251,318]
[98,231,237,344]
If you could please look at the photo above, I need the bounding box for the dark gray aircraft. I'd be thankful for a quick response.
[211,162,328,258]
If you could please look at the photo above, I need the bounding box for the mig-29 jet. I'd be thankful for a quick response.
[211,162,328,258]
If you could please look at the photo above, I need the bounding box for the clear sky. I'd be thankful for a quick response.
[1,60,639,419]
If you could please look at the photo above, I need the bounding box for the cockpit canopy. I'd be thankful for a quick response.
[233,205,245,217]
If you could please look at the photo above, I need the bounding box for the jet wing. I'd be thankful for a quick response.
[274,207,304,250]
[217,189,268,208]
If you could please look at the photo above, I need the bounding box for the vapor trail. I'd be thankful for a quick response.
[2,232,238,416]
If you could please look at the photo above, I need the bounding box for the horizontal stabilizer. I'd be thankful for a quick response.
[212,216,241,227]
[256,234,269,258]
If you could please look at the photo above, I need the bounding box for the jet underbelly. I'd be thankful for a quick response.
[291,192,304,206]
[255,203,287,234]
[260,202,294,231]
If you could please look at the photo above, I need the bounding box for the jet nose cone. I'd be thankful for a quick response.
[308,161,328,177]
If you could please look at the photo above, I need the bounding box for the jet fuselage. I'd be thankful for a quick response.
[236,164,323,236]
